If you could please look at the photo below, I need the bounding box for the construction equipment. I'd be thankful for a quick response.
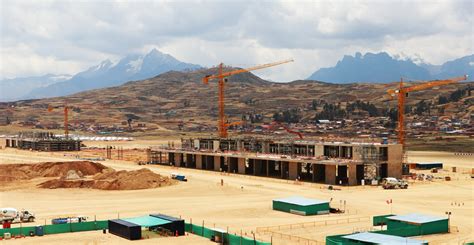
[203,59,294,138]
[48,103,69,139]
[387,75,468,147]
[268,121,303,139]
[382,177,408,189]
[0,208,35,223]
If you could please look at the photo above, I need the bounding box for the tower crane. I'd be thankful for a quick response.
[387,75,468,147]
[48,103,70,139]
[203,59,294,138]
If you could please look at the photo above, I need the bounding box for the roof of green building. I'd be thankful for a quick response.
[343,232,427,244]
[387,213,447,224]
[122,215,171,227]
[273,196,328,206]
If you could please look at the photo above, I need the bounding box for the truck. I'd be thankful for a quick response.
[51,215,88,224]
[382,177,408,189]
[0,208,35,223]
[171,173,188,182]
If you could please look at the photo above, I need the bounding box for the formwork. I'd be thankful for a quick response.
[272,196,329,215]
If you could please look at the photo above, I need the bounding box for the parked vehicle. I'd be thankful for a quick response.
[0,208,35,223]
[171,173,188,182]
[382,177,408,189]
[51,215,88,224]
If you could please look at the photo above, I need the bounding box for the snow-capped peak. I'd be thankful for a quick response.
[126,56,144,73]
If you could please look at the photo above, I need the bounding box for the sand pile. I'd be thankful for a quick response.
[0,161,174,190]
[39,168,175,190]
[0,161,108,182]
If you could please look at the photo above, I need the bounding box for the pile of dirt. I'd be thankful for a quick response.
[0,161,108,182]
[0,161,174,190]
[38,168,174,190]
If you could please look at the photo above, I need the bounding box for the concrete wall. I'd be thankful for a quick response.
[315,145,324,156]
[388,144,403,178]
[238,158,246,174]
[175,154,182,167]
[213,141,220,152]
[288,162,298,180]
[348,164,357,186]
[325,165,336,185]
[214,156,221,171]
[196,155,203,169]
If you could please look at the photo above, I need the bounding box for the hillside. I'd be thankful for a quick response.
[1,67,472,136]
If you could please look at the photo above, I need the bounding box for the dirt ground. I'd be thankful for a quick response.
[0,148,472,244]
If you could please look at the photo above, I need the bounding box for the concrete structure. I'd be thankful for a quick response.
[272,196,329,215]
[148,137,403,186]
[1,132,81,151]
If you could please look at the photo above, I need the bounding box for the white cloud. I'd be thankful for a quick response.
[0,0,472,80]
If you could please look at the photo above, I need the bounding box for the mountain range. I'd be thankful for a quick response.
[0,74,71,102]
[21,49,201,100]
[1,51,472,102]
[307,52,474,83]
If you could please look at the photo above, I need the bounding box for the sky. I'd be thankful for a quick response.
[0,0,473,82]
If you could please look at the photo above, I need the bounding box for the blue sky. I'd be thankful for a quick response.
[1,0,472,81]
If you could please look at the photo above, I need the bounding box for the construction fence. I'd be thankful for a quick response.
[185,223,271,245]
[0,221,108,237]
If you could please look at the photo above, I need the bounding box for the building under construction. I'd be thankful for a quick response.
[0,132,81,151]
[148,137,402,186]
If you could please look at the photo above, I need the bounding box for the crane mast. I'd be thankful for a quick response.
[204,59,293,138]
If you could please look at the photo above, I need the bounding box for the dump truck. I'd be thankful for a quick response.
[382,177,408,189]
[0,208,35,223]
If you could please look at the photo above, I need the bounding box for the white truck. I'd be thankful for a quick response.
[0,208,36,223]
[382,177,408,189]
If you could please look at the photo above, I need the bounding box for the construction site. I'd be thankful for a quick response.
[0,58,472,245]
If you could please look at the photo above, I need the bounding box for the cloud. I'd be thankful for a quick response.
[0,0,472,81]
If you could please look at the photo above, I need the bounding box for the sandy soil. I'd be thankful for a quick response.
[0,149,472,244]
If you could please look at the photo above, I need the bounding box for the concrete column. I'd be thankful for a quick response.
[289,162,298,180]
[238,158,246,174]
[325,165,336,185]
[312,164,316,182]
[214,156,221,171]
[196,154,203,169]
[388,144,403,178]
[176,154,182,167]
[348,164,357,186]
[315,145,324,157]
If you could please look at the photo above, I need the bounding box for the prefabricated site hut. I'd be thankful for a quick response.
[108,214,185,240]
[272,196,329,216]
[385,213,449,236]
[342,232,427,245]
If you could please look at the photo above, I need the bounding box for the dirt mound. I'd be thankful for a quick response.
[0,161,108,182]
[38,168,174,190]
[0,161,173,190]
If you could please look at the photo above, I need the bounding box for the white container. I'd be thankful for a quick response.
[4,232,11,239]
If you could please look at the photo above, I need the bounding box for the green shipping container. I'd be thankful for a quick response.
[272,196,329,216]
[386,213,449,236]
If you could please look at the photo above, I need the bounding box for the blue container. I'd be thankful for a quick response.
[35,226,44,236]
